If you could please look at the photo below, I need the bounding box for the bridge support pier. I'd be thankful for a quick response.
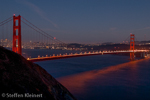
[141,52,147,58]
[13,15,22,55]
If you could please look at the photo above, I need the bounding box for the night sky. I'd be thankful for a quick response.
[0,0,150,44]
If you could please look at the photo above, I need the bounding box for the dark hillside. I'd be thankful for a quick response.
[0,46,76,100]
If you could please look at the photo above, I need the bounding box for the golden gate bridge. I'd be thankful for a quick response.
[0,15,149,62]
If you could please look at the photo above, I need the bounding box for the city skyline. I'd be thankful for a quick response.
[1,0,150,43]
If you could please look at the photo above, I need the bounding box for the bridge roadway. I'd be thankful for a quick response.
[27,50,149,62]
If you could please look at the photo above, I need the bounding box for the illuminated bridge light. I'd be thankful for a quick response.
[27,58,30,60]
[38,55,40,58]
[46,55,48,57]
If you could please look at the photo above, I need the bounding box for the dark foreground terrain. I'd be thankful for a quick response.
[0,46,76,100]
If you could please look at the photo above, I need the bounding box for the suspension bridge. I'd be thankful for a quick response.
[0,15,149,62]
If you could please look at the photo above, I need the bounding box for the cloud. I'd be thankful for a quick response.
[110,27,117,31]
[131,26,150,32]
[16,0,58,28]
[42,28,71,33]
[143,27,150,30]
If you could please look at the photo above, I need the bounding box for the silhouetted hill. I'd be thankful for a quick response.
[0,46,76,100]
[67,43,81,48]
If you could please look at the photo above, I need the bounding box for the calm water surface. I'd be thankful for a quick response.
[23,49,150,100]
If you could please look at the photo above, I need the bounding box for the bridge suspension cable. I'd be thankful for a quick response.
[0,17,13,27]
[21,16,65,45]
[0,16,13,47]
[122,35,130,44]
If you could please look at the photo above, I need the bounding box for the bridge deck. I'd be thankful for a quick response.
[28,50,149,62]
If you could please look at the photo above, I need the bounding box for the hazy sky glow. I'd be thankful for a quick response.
[0,0,150,43]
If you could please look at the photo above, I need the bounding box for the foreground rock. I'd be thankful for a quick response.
[0,46,76,100]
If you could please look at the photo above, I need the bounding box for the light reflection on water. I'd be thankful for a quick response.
[24,49,150,100]
[57,58,150,100]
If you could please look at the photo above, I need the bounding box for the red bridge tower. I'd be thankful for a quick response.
[13,15,22,55]
[130,33,134,60]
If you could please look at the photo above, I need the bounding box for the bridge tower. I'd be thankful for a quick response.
[130,33,134,60]
[13,15,22,55]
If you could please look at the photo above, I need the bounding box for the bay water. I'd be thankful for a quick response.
[23,49,150,100]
